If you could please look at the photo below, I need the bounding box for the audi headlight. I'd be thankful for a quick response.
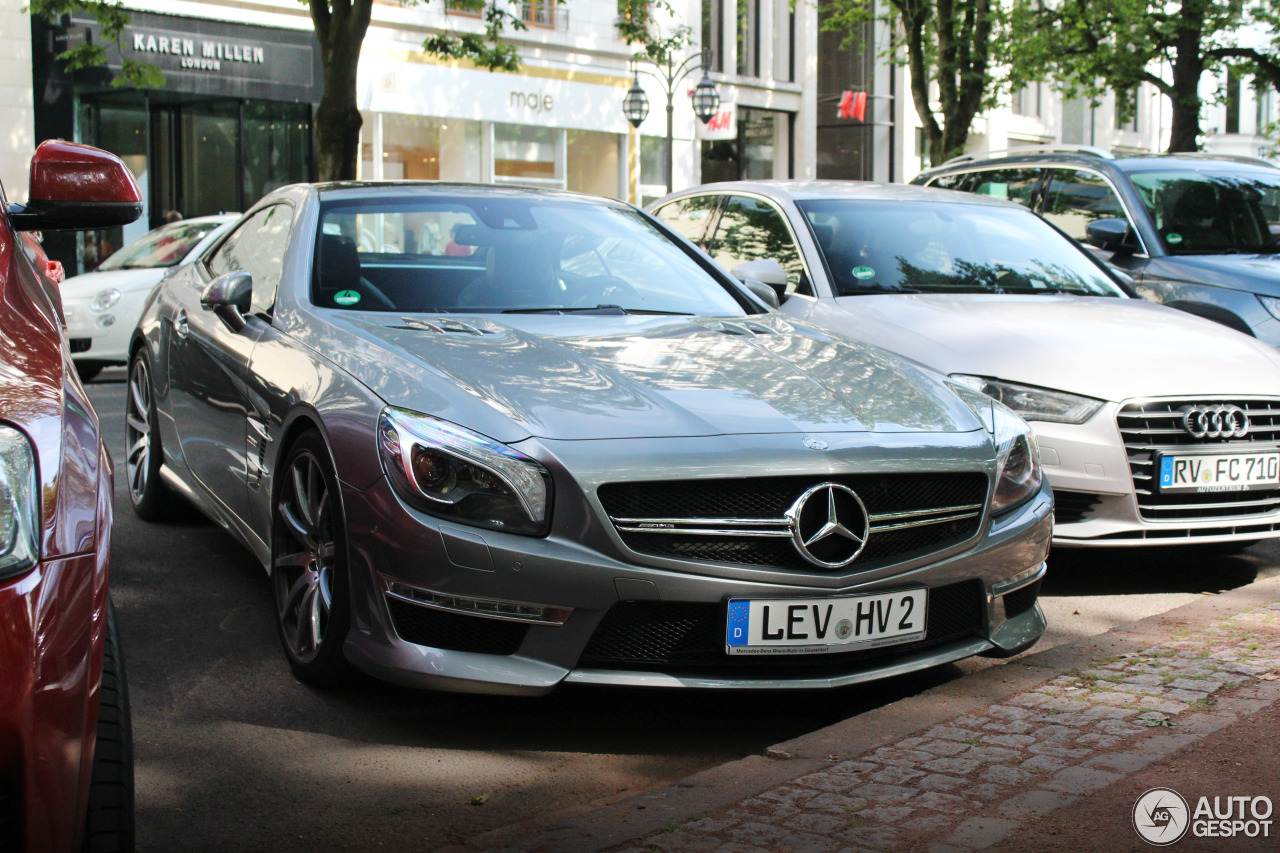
[951,375,1103,425]
[90,289,121,312]
[377,408,551,536]
[991,401,1043,515]
[0,427,39,580]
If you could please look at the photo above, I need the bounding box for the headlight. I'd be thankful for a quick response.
[0,427,39,580]
[91,289,121,312]
[991,402,1043,515]
[377,408,552,536]
[951,375,1103,424]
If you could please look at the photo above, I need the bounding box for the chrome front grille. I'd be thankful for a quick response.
[1117,398,1280,521]
[598,473,988,572]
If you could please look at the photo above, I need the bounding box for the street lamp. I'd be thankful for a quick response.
[622,48,720,194]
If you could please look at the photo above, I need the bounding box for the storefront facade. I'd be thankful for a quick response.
[31,10,321,272]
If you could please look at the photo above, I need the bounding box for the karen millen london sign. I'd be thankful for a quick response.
[131,31,266,72]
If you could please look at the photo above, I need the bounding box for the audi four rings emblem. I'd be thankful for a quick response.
[1180,404,1250,440]
[784,483,871,568]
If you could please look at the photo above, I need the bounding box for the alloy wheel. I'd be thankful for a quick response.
[125,358,153,505]
[274,449,338,664]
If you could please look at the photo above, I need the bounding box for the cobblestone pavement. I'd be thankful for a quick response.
[599,603,1280,853]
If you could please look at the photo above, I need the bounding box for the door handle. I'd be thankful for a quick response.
[174,309,189,338]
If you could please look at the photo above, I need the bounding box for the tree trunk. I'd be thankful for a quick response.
[1166,4,1206,153]
[311,0,373,181]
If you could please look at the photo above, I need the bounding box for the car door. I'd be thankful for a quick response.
[167,203,294,530]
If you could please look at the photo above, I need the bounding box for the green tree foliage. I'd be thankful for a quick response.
[822,0,1010,165]
[1007,0,1257,152]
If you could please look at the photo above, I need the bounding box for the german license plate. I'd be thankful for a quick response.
[725,589,927,656]
[1158,452,1280,493]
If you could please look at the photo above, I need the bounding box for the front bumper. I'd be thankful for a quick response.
[1032,404,1280,547]
[338,431,1053,694]
[61,293,142,365]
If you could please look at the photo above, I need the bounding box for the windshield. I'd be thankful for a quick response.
[797,199,1126,297]
[98,219,223,271]
[314,196,747,316]
[1127,169,1280,255]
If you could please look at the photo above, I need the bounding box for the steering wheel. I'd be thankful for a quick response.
[569,275,640,308]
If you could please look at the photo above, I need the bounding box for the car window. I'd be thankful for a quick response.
[927,173,973,192]
[1127,169,1280,255]
[206,204,295,315]
[969,168,1042,208]
[797,198,1126,297]
[652,195,719,245]
[312,196,748,316]
[1040,169,1132,243]
[97,219,224,271]
[708,196,813,297]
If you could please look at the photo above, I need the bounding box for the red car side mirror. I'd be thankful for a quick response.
[9,140,142,232]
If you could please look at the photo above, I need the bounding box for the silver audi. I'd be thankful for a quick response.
[128,182,1049,693]
[651,181,1280,549]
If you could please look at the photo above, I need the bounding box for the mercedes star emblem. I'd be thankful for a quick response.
[785,483,871,568]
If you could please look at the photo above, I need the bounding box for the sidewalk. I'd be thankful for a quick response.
[453,573,1280,853]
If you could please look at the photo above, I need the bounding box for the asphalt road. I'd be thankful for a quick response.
[84,372,1280,852]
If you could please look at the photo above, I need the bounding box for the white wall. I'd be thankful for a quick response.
[0,0,35,201]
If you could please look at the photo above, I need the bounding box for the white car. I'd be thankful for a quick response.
[63,214,238,381]
[651,181,1280,549]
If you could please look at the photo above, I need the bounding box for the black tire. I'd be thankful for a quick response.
[272,431,354,688]
[82,598,135,853]
[124,352,174,521]
[75,361,105,383]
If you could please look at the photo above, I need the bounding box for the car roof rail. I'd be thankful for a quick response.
[1163,152,1280,168]
[937,144,1116,168]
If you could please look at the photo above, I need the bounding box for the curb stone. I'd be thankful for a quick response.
[448,575,1280,853]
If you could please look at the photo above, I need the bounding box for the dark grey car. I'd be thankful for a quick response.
[126,182,1050,694]
[913,147,1280,347]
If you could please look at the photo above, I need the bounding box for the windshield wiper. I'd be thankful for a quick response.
[502,305,693,315]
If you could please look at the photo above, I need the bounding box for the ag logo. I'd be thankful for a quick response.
[1133,787,1190,846]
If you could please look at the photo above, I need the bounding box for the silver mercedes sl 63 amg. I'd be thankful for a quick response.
[127,183,1051,694]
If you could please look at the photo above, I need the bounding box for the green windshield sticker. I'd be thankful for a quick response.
[1166,232,1183,245]
[852,266,876,280]
[334,289,362,306]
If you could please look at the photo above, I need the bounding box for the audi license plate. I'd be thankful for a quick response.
[725,589,927,655]
[1158,452,1280,493]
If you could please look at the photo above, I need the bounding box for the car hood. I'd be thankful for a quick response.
[813,294,1280,402]
[1143,254,1280,296]
[60,267,165,297]
[318,313,983,441]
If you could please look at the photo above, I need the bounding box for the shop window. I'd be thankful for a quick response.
[639,135,669,198]
[243,101,312,204]
[1012,83,1040,118]
[567,131,619,198]
[495,123,559,185]
[384,114,442,180]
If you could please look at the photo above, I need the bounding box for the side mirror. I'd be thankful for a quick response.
[201,271,253,332]
[1084,218,1131,253]
[743,280,781,310]
[9,140,142,232]
[730,258,788,303]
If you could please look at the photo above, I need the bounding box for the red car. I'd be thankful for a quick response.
[0,141,141,852]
